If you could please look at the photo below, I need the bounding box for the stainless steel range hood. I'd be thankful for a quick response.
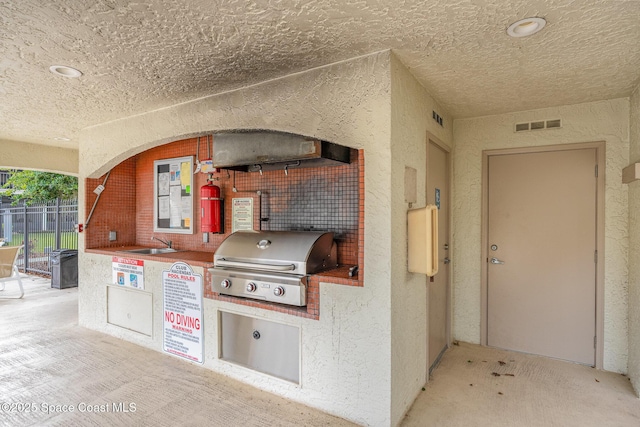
[212,130,351,172]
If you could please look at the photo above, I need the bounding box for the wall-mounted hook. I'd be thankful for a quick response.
[284,161,301,176]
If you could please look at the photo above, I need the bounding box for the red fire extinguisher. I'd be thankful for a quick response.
[201,184,223,233]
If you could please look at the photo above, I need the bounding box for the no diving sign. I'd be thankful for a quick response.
[162,262,203,364]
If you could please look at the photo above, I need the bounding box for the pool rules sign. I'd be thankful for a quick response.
[162,262,204,364]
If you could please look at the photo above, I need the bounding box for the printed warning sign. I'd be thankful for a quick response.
[112,256,145,290]
[232,197,253,232]
[162,262,203,364]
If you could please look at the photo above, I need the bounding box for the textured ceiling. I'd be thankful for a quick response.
[1,0,639,149]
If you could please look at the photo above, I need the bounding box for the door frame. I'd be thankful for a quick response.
[480,141,605,368]
[426,131,452,369]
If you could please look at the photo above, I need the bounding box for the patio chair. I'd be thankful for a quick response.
[0,245,24,299]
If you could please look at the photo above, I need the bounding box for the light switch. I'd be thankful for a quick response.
[109,231,117,241]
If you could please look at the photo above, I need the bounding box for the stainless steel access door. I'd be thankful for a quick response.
[219,311,300,383]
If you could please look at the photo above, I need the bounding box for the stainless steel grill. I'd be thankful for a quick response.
[209,231,337,306]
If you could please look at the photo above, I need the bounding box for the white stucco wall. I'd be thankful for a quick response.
[628,84,640,393]
[389,54,453,423]
[452,99,630,373]
[78,52,396,426]
[1,139,78,175]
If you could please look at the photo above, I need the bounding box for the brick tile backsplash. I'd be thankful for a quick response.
[84,158,137,249]
[222,148,360,266]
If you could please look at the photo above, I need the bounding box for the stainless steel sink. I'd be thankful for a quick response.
[120,248,178,255]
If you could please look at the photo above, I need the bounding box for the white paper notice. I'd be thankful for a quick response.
[170,163,180,185]
[170,186,182,227]
[162,262,203,364]
[158,196,170,219]
[181,196,192,229]
[158,172,170,196]
[232,197,254,232]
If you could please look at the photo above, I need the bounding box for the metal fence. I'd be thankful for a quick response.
[0,171,9,187]
[0,198,78,275]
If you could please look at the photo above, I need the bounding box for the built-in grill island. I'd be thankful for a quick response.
[209,231,338,306]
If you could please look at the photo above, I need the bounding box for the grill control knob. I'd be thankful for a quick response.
[246,282,257,292]
[273,286,285,297]
[221,279,231,289]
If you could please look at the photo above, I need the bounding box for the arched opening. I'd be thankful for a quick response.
[84,130,363,318]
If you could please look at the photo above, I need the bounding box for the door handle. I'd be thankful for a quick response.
[444,257,451,264]
[490,257,505,265]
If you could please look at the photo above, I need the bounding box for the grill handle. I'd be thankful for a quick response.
[216,259,296,272]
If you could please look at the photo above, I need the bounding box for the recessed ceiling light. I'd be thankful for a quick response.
[54,137,71,141]
[507,17,547,38]
[49,65,83,78]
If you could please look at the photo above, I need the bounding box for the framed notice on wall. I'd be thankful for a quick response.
[232,197,253,232]
[154,156,194,234]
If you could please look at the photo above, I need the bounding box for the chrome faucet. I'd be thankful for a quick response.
[151,236,172,248]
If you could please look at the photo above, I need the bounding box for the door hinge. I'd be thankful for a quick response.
[594,250,598,263]
[594,336,597,348]
[595,164,598,177]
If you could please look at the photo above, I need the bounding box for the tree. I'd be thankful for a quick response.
[1,170,77,205]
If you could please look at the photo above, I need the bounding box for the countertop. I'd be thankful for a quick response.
[85,246,360,285]
[86,246,214,267]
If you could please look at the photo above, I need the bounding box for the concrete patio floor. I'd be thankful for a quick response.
[1,275,639,426]
[404,340,640,426]
[0,276,354,427]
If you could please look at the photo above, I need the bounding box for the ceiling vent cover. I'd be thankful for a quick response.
[514,119,562,133]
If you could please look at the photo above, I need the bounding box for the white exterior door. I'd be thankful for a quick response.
[486,148,597,365]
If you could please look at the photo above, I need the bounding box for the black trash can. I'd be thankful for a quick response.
[50,249,78,289]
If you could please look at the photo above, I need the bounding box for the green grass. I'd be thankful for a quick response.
[5,231,77,252]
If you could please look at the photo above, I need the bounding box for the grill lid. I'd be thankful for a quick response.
[214,231,336,275]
